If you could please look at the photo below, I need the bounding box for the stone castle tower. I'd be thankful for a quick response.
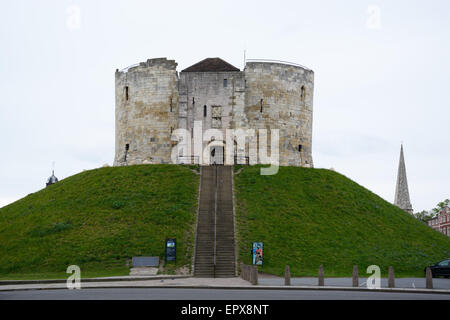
[394,144,413,214]
[113,57,314,167]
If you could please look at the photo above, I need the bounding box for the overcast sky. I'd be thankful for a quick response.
[1,0,449,212]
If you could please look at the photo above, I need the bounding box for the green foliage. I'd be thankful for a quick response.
[29,221,72,237]
[0,165,199,278]
[432,199,450,215]
[413,210,435,223]
[415,199,449,221]
[184,165,200,173]
[234,166,450,277]
[111,201,126,210]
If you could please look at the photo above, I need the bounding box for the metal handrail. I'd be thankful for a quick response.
[234,155,249,165]
[245,59,312,71]
[213,166,218,278]
[119,63,140,73]
[177,155,199,164]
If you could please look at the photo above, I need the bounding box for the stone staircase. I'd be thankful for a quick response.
[194,166,236,278]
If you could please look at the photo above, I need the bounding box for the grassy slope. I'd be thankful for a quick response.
[234,166,450,277]
[0,165,199,279]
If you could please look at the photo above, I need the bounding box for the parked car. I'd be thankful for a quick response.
[425,259,450,278]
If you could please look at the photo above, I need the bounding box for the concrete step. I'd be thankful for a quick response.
[194,166,235,278]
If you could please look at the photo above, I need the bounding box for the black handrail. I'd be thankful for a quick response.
[213,166,218,278]
[234,155,249,165]
[245,59,312,71]
[177,155,199,164]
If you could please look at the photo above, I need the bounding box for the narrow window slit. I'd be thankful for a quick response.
[124,144,129,162]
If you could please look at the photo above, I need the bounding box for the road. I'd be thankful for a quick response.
[258,276,450,289]
[0,288,449,300]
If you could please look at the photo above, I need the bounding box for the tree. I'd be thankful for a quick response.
[413,199,448,223]
[431,199,450,215]
[414,210,436,223]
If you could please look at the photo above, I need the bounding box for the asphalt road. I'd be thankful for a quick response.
[1,288,449,300]
[258,277,450,289]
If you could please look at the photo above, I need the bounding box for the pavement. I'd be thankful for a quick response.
[0,277,251,291]
[257,275,450,290]
[1,275,449,296]
[0,274,191,285]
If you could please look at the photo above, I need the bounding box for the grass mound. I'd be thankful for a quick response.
[234,166,450,277]
[0,164,199,279]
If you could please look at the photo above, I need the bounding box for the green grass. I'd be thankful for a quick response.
[234,166,450,277]
[3,163,449,280]
[0,164,199,280]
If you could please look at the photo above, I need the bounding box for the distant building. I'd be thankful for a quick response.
[427,206,450,237]
[46,170,58,187]
[428,216,440,232]
[394,144,413,214]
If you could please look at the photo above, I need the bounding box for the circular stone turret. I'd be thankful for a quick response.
[114,58,179,166]
[243,60,314,167]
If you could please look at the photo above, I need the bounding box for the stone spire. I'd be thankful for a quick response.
[394,144,413,214]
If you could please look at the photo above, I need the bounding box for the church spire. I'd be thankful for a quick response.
[394,144,413,214]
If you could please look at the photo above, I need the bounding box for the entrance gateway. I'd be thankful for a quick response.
[210,146,224,165]
[209,143,249,165]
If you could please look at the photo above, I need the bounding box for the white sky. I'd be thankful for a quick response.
[0,0,449,212]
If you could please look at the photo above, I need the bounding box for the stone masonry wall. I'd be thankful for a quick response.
[178,71,245,164]
[114,58,178,166]
[114,58,314,168]
[243,62,314,167]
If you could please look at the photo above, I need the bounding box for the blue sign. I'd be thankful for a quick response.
[165,238,176,262]
[252,242,263,266]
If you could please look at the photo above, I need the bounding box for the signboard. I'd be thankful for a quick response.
[252,242,263,266]
[165,238,176,262]
[132,256,159,267]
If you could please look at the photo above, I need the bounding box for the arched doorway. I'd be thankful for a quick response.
[210,145,224,165]
[204,139,226,165]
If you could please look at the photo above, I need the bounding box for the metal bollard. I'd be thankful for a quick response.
[352,265,358,287]
[318,265,324,286]
[388,266,395,288]
[426,267,433,289]
[285,265,291,286]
